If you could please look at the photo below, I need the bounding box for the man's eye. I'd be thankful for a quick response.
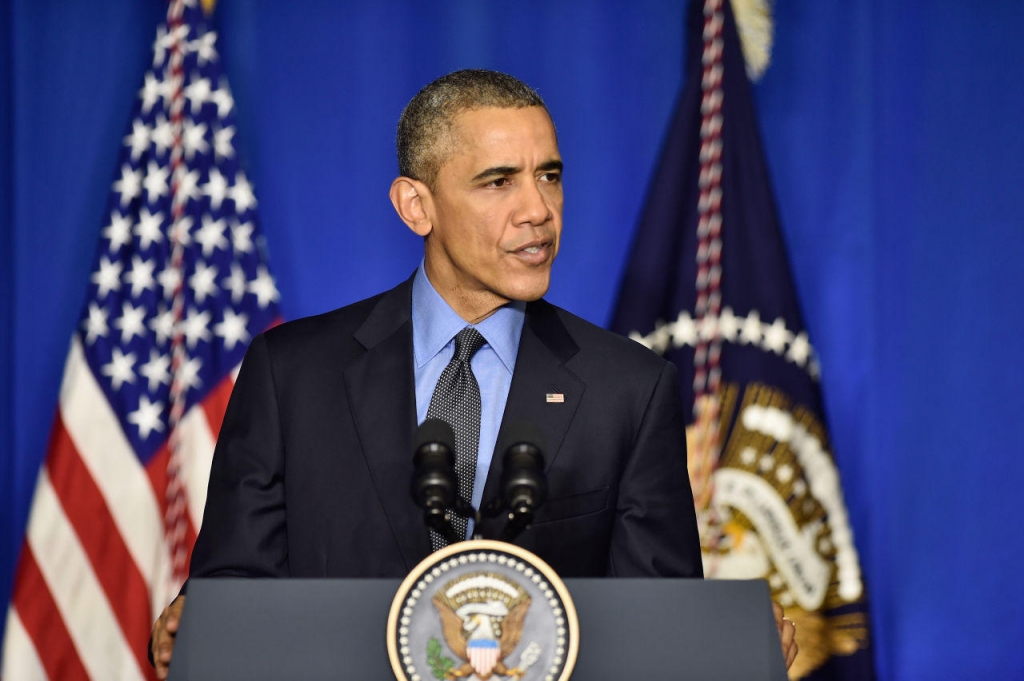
[486,178,509,188]
[540,172,561,183]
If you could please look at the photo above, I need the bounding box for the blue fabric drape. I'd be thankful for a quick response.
[2,1,1022,678]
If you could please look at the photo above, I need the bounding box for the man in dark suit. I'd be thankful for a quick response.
[151,69,796,677]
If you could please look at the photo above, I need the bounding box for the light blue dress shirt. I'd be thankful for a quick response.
[412,264,525,539]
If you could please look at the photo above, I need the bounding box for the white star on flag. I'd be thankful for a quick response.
[223,262,247,303]
[670,311,698,347]
[229,172,257,212]
[169,215,194,246]
[182,119,209,160]
[149,304,176,345]
[189,261,219,303]
[140,348,172,391]
[184,75,212,111]
[151,115,174,154]
[91,256,123,297]
[175,169,202,206]
[139,71,165,114]
[180,307,212,348]
[195,215,228,255]
[157,265,182,301]
[152,26,169,69]
[761,317,792,355]
[786,332,811,366]
[128,395,165,439]
[646,323,672,355]
[176,355,203,393]
[113,164,143,208]
[191,31,218,65]
[739,310,763,346]
[124,255,157,297]
[83,303,109,344]
[214,124,235,159]
[698,314,719,342]
[136,207,165,249]
[114,301,148,344]
[210,80,234,118]
[231,220,254,253]
[248,265,280,308]
[103,211,134,252]
[124,120,151,161]
[202,167,230,211]
[215,309,250,350]
[717,307,740,342]
[102,348,137,390]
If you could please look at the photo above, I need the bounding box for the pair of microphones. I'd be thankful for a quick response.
[410,419,547,545]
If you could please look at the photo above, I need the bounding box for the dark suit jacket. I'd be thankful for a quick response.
[189,277,702,581]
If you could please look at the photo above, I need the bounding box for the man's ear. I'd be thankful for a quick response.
[389,177,434,237]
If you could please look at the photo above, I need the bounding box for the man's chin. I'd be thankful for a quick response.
[498,273,552,303]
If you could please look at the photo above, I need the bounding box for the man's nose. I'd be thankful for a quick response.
[513,178,552,226]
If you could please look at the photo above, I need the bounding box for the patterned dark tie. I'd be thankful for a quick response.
[427,326,487,550]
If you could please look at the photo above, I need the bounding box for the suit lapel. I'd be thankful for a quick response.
[481,300,585,507]
[343,277,430,569]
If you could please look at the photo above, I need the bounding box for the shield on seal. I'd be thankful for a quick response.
[467,638,500,677]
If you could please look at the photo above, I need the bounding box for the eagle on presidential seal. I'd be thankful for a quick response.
[431,573,533,680]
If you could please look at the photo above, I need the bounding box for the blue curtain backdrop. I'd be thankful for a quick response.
[2,2,1022,679]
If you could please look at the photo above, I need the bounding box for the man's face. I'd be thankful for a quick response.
[421,106,563,322]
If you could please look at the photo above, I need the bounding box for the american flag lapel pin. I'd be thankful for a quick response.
[546,389,564,403]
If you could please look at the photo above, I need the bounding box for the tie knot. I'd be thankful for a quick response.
[453,327,486,362]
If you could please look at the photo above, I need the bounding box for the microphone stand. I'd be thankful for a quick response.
[499,506,536,543]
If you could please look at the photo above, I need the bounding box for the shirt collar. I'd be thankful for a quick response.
[411,262,525,373]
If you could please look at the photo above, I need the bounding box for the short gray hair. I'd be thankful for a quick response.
[397,69,548,189]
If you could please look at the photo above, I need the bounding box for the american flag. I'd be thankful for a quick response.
[1,1,279,678]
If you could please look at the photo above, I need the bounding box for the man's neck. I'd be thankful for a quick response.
[423,265,511,324]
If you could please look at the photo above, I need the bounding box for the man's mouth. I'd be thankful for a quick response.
[511,241,552,264]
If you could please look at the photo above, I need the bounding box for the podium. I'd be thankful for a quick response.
[168,578,787,680]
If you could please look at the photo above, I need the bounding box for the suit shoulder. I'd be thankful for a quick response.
[544,302,671,376]
[260,291,384,354]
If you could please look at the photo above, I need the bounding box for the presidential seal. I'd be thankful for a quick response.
[387,540,578,681]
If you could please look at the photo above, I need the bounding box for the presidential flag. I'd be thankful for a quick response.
[1,0,279,678]
[611,1,875,678]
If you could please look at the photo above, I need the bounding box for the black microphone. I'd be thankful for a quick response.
[410,419,459,544]
[497,422,548,542]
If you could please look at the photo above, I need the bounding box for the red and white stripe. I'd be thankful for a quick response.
[0,338,235,680]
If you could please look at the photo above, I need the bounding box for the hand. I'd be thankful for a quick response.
[772,601,798,670]
[151,595,185,680]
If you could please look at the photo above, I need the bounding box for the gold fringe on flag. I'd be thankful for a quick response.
[730,0,773,80]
